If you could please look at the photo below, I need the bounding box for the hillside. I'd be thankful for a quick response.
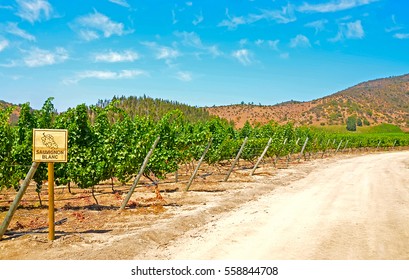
[0,100,15,110]
[1,96,216,125]
[207,74,409,129]
[2,74,409,128]
[0,100,20,124]
[96,95,215,123]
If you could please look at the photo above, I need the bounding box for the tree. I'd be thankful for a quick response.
[346,116,357,131]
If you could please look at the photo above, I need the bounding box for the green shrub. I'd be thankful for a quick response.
[346,116,357,131]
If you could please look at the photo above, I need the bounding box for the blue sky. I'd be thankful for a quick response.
[0,0,408,112]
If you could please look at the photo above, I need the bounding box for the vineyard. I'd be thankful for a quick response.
[1,98,409,198]
[1,98,409,258]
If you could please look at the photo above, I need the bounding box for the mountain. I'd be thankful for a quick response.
[207,74,409,130]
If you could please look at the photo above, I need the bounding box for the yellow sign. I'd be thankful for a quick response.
[33,129,68,162]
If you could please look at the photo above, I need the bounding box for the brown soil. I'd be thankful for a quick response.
[207,103,314,128]
[0,148,408,260]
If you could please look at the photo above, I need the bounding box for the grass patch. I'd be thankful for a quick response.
[312,123,404,134]
[361,123,403,134]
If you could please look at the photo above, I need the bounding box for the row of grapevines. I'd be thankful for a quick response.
[1,98,409,192]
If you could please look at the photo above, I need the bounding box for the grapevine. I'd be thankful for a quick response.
[0,98,409,197]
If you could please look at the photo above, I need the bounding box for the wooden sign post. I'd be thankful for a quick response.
[33,129,68,240]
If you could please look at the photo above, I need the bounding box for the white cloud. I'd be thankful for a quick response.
[64,69,147,84]
[176,71,192,82]
[5,22,36,41]
[255,39,264,46]
[15,0,53,23]
[329,20,364,42]
[0,5,13,10]
[391,14,397,25]
[71,11,130,41]
[78,30,99,41]
[232,49,253,65]
[0,60,18,68]
[386,15,404,33]
[207,45,223,57]
[345,20,364,38]
[175,31,203,48]
[172,9,178,25]
[108,0,130,8]
[94,50,139,62]
[0,39,9,52]
[218,10,245,30]
[157,46,179,60]
[174,31,222,57]
[0,73,22,80]
[280,52,290,59]
[256,5,297,24]
[290,34,311,48]
[239,38,248,46]
[268,40,280,51]
[23,47,68,67]
[329,31,343,42]
[193,11,204,25]
[219,4,296,30]
[142,41,180,62]
[253,39,280,51]
[305,19,328,34]
[394,33,409,39]
[385,25,403,33]
[298,0,379,13]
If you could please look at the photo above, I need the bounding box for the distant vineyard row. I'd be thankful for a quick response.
[1,98,409,192]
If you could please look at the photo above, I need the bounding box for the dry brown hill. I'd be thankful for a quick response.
[0,100,20,123]
[207,74,409,129]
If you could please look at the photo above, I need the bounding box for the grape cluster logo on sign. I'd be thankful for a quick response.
[33,129,68,162]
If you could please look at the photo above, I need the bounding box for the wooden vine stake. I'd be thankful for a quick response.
[120,136,160,210]
[334,140,343,155]
[342,140,349,153]
[297,137,309,162]
[224,137,248,182]
[0,162,40,241]
[185,139,212,191]
[327,139,334,156]
[251,138,272,176]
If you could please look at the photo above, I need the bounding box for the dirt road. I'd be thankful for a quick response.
[157,151,409,260]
